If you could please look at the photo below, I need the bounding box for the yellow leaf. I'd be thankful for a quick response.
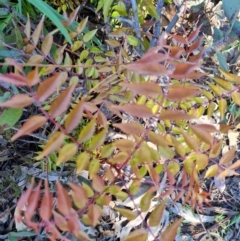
[76,152,90,173]
[181,130,199,152]
[205,164,219,178]
[36,132,65,160]
[219,98,227,119]
[207,102,216,119]
[168,162,180,176]
[114,207,138,220]
[140,188,155,212]
[232,92,240,106]
[56,143,78,166]
[88,128,107,151]
[78,118,96,143]
[149,199,167,227]
[209,140,222,158]
[123,229,148,241]
[212,77,233,90]
[219,68,240,84]
[207,82,223,96]
[196,154,208,170]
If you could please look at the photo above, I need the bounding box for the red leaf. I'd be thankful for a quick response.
[56,180,72,216]
[37,72,68,102]
[187,24,203,43]
[14,178,35,223]
[120,82,162,96]
[167,86,200,101]
[11,115,47,141]
[0,73,28,86]
[25,181,42,222]
[40,180,53,221]
[169,62,200,79]
[170,34,187,44]
[111,104,154,118]
[0,94,33,108]
[113,122,145,135]
[187,37,204,54]
[159,110,195,120]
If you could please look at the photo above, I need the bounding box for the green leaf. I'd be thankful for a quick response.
[215,50,229,72]
[127,35,139,46]
[83,29,98,42]
[0,108,23,127]
[146,3,160,20]
[103,0,114,22]
[27,0,72,44]
[8,231,36,241]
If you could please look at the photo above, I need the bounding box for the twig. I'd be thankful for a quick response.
[150,0,164,48]
[166,2,185,33]
[130,0,142,55]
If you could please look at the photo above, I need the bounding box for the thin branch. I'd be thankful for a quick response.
[166,2,185,33]
[130,0,142,55]
[150,0,164,48]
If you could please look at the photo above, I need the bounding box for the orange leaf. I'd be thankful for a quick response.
[159,110,195,120]
[161,218,183,241]
[0,73,28,86]
[181,131,199,151]
[40,180,53,222]
[220,147,236,166]
[36,132,65,160]
[113,122,145,136]
[27,68,40,86]
[112,104,154,118]
[53,210,69,231]
[14,178,34,223]
[0,94,33,108]
[92,174,105,192]
[167,86,200,101]
[190,125,213,145]
[56,180,72,216]
[50,84,76,118]
[149,199,167,227]
[11,115,47,141]
[56,143,78,166]
[123,229,148,241]
[37,72,68,102]
[120,82,162,96]
[65,99,84,132]
[87,204,102,226]
[25,181,42,222]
